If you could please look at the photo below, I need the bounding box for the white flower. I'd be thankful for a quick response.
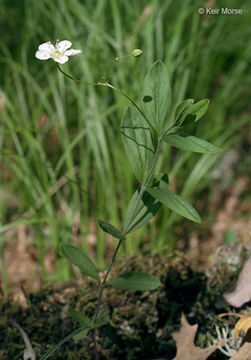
[35,40,81,64]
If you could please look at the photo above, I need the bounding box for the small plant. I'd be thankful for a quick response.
[36,39,220,359]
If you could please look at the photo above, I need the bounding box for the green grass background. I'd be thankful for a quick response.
[0,0,250,288]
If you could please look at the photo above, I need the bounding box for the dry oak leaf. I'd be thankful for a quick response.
[224,256,251,307]
[172,314,223,360]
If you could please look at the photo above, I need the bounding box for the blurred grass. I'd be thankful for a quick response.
[0,0,250,286]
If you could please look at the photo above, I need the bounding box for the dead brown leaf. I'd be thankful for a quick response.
[224,256,251,307]
[172,314,221,360]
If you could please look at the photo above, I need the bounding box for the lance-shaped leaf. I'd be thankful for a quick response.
[69,309,91,327]
[107,271,161,291]
[147,186,201,223]
[61,244,100,282]
[73,328,90,341]
[123,174,169,234]
[143,60,171,134]
[98,219,125,240]
[164,133,221,153]
[121,106,154,183]
[177,99,209,127]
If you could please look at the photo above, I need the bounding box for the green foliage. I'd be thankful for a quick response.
[123,174,168,234]
[68,309,91,327]
[0,0,250,283]
[98,220,125,240]
[164,133,221,153]
[121,106,154,183]
[123,189,162,234]
[61,245,100,282]
[147,186,201,223]
[107,271,161,291]
[175,99,209,127]
[143,60,171,134]
[174,99,194,125]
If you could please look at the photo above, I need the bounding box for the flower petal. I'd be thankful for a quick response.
[57,40,72,51]
[64,49,82,56]
[35,50,51,60]
[38,42,55,52]
[53,55,69,64]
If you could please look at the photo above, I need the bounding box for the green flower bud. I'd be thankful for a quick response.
[132,49,143,57]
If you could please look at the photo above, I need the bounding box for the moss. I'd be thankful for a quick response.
[0,250,247,359]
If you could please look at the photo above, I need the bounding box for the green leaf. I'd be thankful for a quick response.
[93,319,107,328]
[123,174,169,234]
[164,133,221,153]
[174,99,194,126]
[179,99,209,127]
[96,307,109,320]
[73,328,89,341]
[107,272,161,291]
[61,244,100,282]
[121,106,154,183]
[123,190,161,234]
[69,309,91,327]
[147,187,201,223]
[143,60,171,134]
[98,220,125,240]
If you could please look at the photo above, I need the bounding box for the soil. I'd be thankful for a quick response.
[1,246,251,360]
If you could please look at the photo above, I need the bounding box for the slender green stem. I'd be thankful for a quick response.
[102,53,133,82]
[56,65,158,136]
[92,137,163,359]
[107,83,158,136]
[56,64,105,87]
[123,136,163,235]
[92,237,123,359]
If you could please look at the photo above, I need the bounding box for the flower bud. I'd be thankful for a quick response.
[132,49,143,57]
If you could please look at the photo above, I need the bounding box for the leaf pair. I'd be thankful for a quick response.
[123,174,201,236]
[62,244,161,292]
